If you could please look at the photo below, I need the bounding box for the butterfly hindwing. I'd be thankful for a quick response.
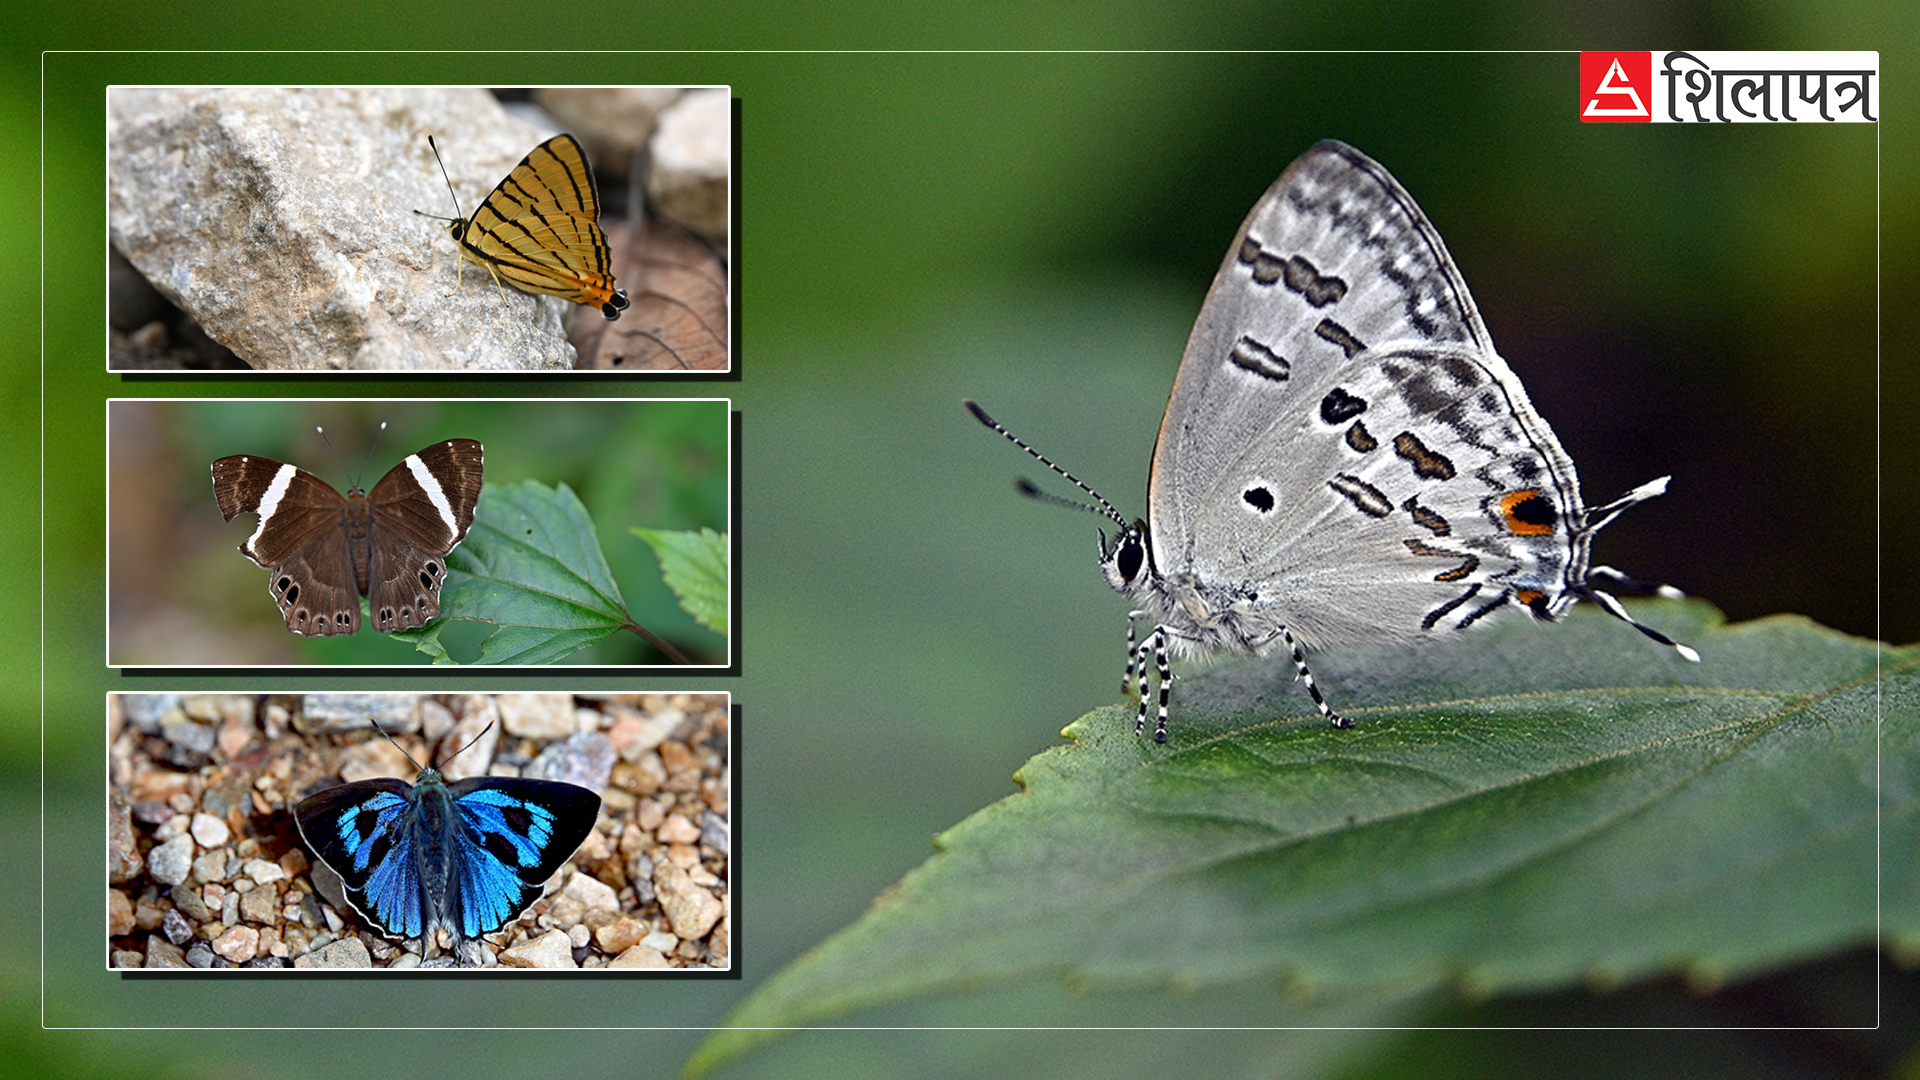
[293,777,427,938]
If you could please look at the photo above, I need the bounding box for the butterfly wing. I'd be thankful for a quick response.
[1150,140,1593,650]
[211,454,361,636]
[442,777,601,942]
[363,439,484,633]
[293,777,430,940]
[1188,343,1589,650]
[1149,140,1500,570]
[458,134,630,319]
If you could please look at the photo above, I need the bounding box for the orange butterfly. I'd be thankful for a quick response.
[419,133,630,319]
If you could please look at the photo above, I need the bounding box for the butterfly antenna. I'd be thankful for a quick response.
[442,720,497,768]
[410,135,466,224]
[965,400,1128,529]
[364,716,426,773]
[315,425,352,487]
[356,421,388,489]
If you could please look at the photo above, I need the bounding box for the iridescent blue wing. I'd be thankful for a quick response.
[444,777,601,941]
[293,778,430,940]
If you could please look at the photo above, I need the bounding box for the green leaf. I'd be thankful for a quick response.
[692,604,1915,1073]
[632,526,729,635]
[398,479,630,664]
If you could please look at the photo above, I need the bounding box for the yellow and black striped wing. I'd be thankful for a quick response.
[452,133,631,320]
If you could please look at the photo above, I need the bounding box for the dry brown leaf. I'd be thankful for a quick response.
[573,217,729,371]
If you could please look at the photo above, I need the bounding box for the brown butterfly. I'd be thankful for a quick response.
[211,438,484,636]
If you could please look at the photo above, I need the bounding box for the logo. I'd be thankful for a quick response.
[1580,51,1878,123]
[1581,52,1652,121]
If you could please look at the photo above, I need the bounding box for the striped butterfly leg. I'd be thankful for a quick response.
[1279,625,1349,729]
[1128,618,1174,743]
[1582,566,1701,663]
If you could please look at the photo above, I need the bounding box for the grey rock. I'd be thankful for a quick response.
[298,693,421,734]
[700,810,729,855]
[107,87,578,372]
[296,936,372,968]
[647,89,730,249]
[163,907,195,945]
[147,834,195,886]
[121,694,182,733]
[527,731,616,794]
[169,882,212,922]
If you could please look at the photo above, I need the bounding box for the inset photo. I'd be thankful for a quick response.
[108,86,730,372]
[107,398,732,667]
[107,691,731,971]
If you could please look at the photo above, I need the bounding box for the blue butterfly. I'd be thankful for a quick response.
[293,720,601,958]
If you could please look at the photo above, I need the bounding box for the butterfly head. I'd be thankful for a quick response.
[966,399,1157,593]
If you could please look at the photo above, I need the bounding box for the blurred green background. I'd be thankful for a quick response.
[12,22,1914,1080]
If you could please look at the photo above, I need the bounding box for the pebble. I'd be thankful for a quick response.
[499,929,575,969]
[190,812,230,847]
[108,793,143,883]
[498,693,577,740]
[212,925,259,962]
[546,872,620,927]
[147,834,194,886]
[240,883,279,925]
[591,914,647,954]
[239,858,282,885]
[610,944,671,968]
[144,937,190,968]
[108,890,135,935]
[657,813,701,845]
[163,907,194,945]
[296,937,371,968]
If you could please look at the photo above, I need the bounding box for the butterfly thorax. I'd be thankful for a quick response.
[405,767,460,940]
[342,488,373,595]
[1103,520,1287,659]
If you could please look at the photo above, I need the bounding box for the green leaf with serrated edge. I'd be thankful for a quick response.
[388,619,456,665]
[690,604,1914,1073]
[632,526,729,635]
[398,479,630,664]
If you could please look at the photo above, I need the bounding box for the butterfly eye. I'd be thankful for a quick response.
[1115,532,1145,584]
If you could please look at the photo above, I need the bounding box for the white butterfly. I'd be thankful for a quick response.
[971,140,1697,742]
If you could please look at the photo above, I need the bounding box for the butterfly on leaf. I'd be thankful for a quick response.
[211,426,483,637]
[969,140,1695,742]
[416,132,630,320]
[293,718,601,959]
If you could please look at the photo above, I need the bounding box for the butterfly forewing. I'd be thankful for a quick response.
[1151,141,1500,557]
[455,133,630,319]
